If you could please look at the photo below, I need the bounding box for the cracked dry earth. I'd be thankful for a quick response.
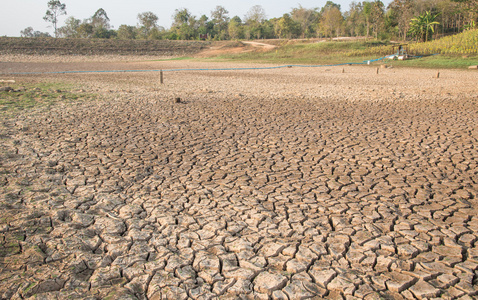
[1,59,478,300]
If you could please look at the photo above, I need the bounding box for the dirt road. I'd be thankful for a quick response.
[1,59,478,299]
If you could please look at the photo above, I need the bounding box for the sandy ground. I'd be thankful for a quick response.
[1,57,478,299]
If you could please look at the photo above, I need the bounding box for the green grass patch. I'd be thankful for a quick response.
[14,232,25,241]
[207,38,477,69]
[0,82,95,116]
[206,40,396,65]
[0,243,21,256]
[22,282,36,294]
[387,54,478,69]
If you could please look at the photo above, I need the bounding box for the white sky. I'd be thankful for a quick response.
[1,0,391,37]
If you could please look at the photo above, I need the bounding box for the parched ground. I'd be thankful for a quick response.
[1,58,478,299]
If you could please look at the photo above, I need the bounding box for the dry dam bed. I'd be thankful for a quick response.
[1,59,478,299]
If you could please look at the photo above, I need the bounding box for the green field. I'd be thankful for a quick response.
[209,31,478,69]
[0,82,95,116]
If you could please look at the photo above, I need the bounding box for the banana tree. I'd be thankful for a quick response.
[409,11,440,42]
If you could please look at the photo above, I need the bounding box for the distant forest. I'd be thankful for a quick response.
[23,0,477,42]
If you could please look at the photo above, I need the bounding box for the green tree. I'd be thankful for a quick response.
[244,5,266,39]
[198,15,213,37]
[318,1,343,38]
[261,19,276,38]
[20,27,51,37]
[148,27,166,40]
[58,16,81,37]
[171,8,197,40]
[387,0,414,40]
[291,5,318,38]
[173,8,192,27]
[370,0,385,39]
[277,14,301,38]
[117,25,137,39]
[409,11,440,42]
[451,0,477,30]
[211,6,230,39]
[43,0,67,37]
[231,16,242,24]
[319,6,343,37]
[137,11,159,38]
[320,1,341,14]
[75,9,114,39]
[20,27,35,37]
[362,1,373,38]
[77,22,94,38]
[244,5,267,23]
[437,0,460,34]
[228,16,244,39]
[177,23,196,40]
[92,8,110,30]
[344,1,363,36]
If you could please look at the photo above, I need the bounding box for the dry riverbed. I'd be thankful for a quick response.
[1,57,478,299]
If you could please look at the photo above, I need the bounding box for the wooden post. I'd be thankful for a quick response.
[436,71,440,78]
[160,70,164,84]
[376,67,379,74]
[342,68,345,73]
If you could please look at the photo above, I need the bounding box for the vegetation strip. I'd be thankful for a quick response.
[0,82,95,116]
[22,0,477,44]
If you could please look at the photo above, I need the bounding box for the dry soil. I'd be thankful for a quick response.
[0,57,477,299]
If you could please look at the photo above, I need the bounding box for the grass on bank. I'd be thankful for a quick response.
[207,30,478,69]
[387,54,478,69]
[0,82,94,116]
[210,41,386,65]
[211,44,478,69]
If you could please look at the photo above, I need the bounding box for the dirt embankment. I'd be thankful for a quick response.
[0,37,211,57]
[0,38,283,62]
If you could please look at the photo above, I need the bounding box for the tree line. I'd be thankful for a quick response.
[23,0,477,42]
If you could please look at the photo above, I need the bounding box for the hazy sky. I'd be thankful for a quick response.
[1,0,392,37]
